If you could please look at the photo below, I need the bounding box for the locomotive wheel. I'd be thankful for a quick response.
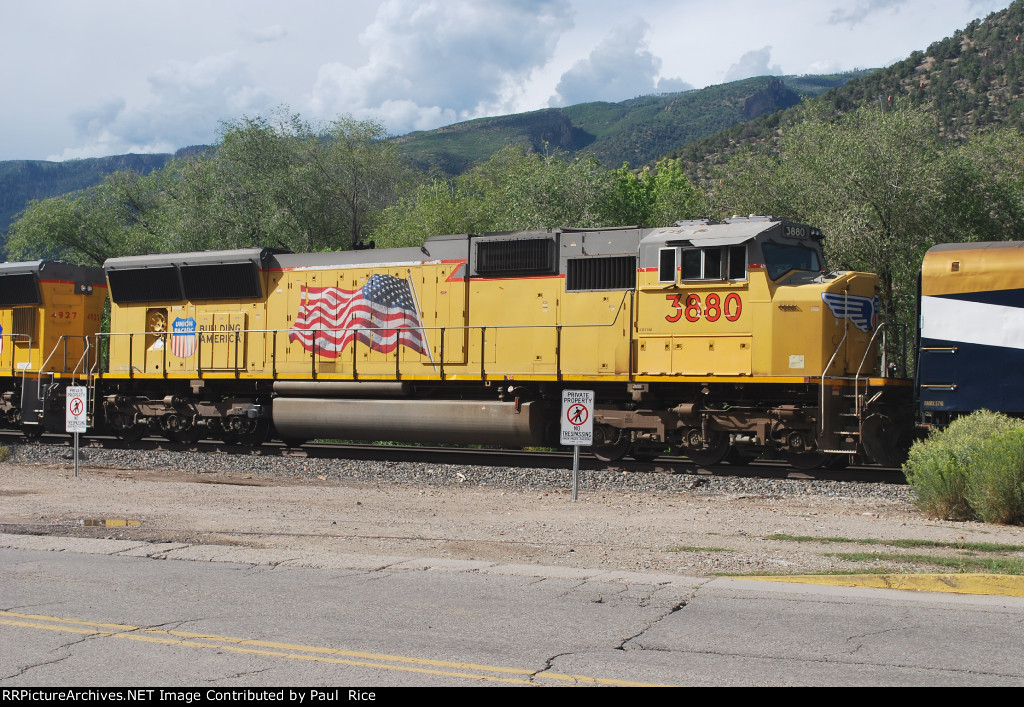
[591,424,630,462]
[117,425,147,444]
[685,433,730,467]
[228,418,270,447]
[593,439,630,462]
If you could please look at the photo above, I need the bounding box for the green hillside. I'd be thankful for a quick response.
[393,72,869,175]
[674,0,1024,178]
[0,154,173,236]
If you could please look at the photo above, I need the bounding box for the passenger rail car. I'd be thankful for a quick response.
[917,241,1024,423]
[87,216,910,468]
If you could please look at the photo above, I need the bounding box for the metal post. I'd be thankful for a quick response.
[572,445,579,502]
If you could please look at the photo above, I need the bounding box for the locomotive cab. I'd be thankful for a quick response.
[619,216,906,467]
[0,260,107,431]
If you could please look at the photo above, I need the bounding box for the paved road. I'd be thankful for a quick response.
[2,536,1023,687]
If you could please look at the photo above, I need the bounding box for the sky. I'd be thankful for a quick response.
[0,0,1015,162]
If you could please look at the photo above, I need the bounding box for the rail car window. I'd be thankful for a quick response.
[762,243,823,280]
[658,248,677,283]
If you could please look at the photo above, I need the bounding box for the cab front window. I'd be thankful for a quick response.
[762,243,823,280]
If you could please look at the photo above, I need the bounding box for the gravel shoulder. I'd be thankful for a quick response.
[2,444,1024,577]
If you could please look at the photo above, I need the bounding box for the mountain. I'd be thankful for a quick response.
[673,0,1024,178]
[392,73,870,175]
[0,153,178,237]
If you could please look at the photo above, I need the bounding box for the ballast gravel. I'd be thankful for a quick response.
[3,443,1023,578]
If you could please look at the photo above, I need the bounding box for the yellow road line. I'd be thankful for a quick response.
[0,611,665,687]
[745,574,1024,597]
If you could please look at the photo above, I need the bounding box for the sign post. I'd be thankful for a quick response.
[66,385,88,478]
[560,390,594,501]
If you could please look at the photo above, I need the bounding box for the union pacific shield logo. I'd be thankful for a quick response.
[170,317,197,358]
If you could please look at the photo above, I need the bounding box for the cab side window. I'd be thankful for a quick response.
[679,246,747,281]
[659,248,677,283]
[728,246,747,280]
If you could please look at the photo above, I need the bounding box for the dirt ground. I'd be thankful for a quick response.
[3,461,1024,576]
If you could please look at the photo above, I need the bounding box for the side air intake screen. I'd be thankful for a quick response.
[181,263,262,300]
[107,267,183,303]
[0,273,42,306]
[566,257,637,292]
[476,238,557,276]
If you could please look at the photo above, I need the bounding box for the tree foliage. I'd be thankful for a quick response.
[712,102,1024,373]
[372,148,707,247]
[8,111,413,264]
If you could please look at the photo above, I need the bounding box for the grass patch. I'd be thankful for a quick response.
[827,552,1024,575]
[665,546,733,553]
[0,446,9,463]
[766,533,1024,553]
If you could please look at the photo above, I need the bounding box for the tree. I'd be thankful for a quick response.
[7,169,169,265]
[7,110,415,262]
[193,111,413,252]
[370,146,615,246]
[714,103,957,374]
[371,148,711,247]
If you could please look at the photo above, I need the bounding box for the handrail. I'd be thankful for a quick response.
[820,290,850,435]
[101,314,636,381]
[853,322,887,428]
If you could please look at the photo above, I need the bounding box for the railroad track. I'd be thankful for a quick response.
[0,430,907,485]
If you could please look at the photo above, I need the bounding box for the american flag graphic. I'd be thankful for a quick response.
[289,274,429,358]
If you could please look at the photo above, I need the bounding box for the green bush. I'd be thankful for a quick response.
[903,411,1024,523]
[0,446,8,463]
[967,428,1024,525]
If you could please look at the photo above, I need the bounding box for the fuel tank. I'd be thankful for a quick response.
[272,398,547,446]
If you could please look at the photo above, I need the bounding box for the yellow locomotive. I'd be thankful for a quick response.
[0,260,107,433]
[94,216,910,467]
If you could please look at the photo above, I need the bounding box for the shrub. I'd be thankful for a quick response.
[0,446,8,463]
[903,410,1024,521]
[967,428,1024,525]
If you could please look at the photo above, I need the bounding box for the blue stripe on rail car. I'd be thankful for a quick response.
[918,338,1024,413]
[927,288,1024,308]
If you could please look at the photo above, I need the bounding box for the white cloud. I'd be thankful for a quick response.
[307,0,574,134]
[242,25,288,43]
[723,46,783,82]
[828,0,908,27]
[52,52,275,160]
[548,18,692,106]
[803,60,844,75]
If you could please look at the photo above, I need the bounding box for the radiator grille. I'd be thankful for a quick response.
[476,238,557,276]
[566,256,637,291]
